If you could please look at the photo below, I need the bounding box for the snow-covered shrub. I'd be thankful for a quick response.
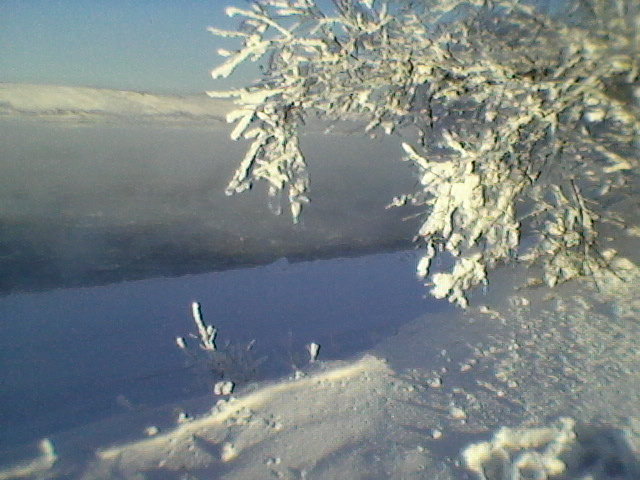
[463,417,640,480]
[207,0,639,306]
[177,302,267,384]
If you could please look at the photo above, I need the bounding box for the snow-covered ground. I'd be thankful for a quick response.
[2,236,639,479]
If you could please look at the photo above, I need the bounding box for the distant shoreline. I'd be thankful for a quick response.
[0,83,233,125]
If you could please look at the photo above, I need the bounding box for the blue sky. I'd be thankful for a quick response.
[0,0,560,95]
[0,0,265,94]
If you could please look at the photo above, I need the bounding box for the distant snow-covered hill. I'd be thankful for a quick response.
[0,83,233,124]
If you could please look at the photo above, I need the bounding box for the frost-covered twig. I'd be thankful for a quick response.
[191,301,217,351]
[208,0,639,305]
[178,302,267,384]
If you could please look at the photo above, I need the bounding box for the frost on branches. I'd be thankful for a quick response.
[208,0,639,307]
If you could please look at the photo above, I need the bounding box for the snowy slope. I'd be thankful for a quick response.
[0,83,232,124]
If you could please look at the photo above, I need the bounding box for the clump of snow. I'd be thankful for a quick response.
[0,439,56,480]
[463,418,575,479]
[463,417,640,480]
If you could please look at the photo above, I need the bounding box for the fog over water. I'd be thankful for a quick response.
[0,84,422,295]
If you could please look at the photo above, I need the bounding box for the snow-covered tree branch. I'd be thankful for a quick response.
[208,0,639,306]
